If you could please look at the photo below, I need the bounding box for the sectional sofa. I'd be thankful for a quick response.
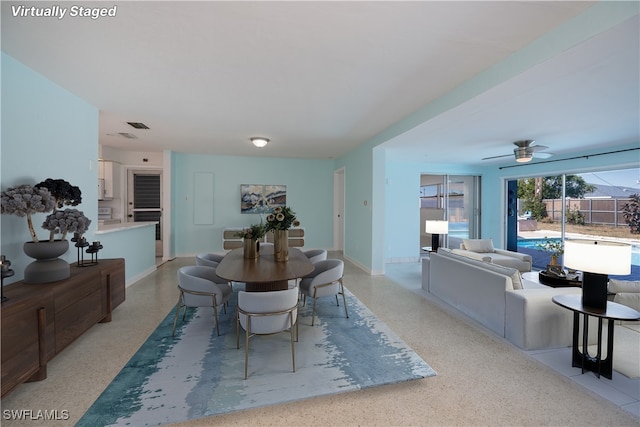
[422,248,593,350]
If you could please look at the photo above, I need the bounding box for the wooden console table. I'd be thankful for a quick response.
[0,258,125,398]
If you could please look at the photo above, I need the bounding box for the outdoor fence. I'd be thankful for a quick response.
[544,197,633,227]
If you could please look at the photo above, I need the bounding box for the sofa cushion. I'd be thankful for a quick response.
[462,239,495,253]
[484,253,528,271]
[609,279,640,294]
[451,248,492,262]
[440,248,523,290]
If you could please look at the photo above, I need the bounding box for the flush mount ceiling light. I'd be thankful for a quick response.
[250,137,269,148]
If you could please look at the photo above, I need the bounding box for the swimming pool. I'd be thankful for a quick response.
[518,237,640,266]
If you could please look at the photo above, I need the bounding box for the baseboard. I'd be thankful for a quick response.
[126,266,157,287]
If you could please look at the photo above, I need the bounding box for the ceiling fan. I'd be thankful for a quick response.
[482,140,553,163]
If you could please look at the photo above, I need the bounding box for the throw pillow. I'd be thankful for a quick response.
[462,239,495,253]
[608,279,640,294]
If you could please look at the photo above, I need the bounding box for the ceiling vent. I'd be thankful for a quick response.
[127,122,149,129]
[118,132,138,139]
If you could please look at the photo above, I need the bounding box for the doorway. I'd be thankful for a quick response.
[127,169,163,257]
[333,167,345,252]
[420,174,481,251]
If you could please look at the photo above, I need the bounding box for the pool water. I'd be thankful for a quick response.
[518,237,640,266]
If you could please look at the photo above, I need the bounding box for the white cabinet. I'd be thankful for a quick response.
[98,160,120,199]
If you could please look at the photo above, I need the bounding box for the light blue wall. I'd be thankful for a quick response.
[335,142,374,271]
[1,53,155,284]
[383,159,483,261]
[171,152,335,256]
[1,53,98,282]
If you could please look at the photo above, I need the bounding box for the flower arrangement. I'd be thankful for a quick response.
[1,179,90,243]
[536,237,564,258]
[265,206,300,231]
[235,223,266,240]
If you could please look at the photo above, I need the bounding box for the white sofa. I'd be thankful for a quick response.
[455,239,532,272]
[424,248,593,350]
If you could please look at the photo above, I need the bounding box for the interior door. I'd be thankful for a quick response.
[127,169,162,257]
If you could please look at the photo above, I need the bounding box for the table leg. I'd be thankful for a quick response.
[581,312,589,374]
[571,312,582,370]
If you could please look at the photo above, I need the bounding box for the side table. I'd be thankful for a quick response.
[552,294,640,379]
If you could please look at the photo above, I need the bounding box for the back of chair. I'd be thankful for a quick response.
[196,253,225,268]
[304,249,327,264]
[238,287,298,334]
[178,265,227,307]
[304,259,344,298]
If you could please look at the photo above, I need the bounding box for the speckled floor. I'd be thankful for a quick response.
[1,254,638,426]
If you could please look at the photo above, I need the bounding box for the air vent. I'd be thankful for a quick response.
[118,132,138,139]
[127,122,150,129]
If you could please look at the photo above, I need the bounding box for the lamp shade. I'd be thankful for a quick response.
[425,220,449,235]
[563,239,631,275]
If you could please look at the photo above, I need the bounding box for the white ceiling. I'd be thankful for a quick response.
[2,1,638,165]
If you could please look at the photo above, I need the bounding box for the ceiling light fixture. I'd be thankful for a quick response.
[514,147,533,163]
[250,137,269,148]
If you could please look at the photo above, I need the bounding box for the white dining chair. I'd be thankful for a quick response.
[299,259,347,326]
[236,287,299,379]
[195,252,225,268]
[302,249,327,264]
[173,265,232,337]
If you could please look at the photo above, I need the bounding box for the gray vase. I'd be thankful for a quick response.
[23,240,70,283]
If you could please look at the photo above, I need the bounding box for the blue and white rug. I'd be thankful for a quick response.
[78,288,436,426]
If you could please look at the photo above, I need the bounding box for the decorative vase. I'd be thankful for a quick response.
[23,240,70,283]
[243,238,260,259]
[273,229,289,262]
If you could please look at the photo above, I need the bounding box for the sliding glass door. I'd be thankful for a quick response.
[420,174,481,252]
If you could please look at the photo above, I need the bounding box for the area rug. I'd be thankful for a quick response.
[77,288,436,426]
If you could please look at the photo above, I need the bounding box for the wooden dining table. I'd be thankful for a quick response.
[215,245,314,291]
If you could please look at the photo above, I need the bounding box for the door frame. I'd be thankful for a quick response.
[126,168,163,257]
[333,167,345,252]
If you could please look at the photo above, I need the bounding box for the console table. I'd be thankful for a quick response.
[0,258,125,398]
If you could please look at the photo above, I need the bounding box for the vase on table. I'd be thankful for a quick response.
[273,230,289,262]
[243,238,260,259]
[23,240,70,283]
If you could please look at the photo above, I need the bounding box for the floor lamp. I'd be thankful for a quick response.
[425,220,448,253]
[563,240,631,309]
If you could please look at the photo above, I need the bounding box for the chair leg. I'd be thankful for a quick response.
[244,316,251,380]
[236,311,240,349]
[171,295,183,336]
[311,297,318,326]
[340,282,349,319]
[213,303,220,336]
[290,312,296,373]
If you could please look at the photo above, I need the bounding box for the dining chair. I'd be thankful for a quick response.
[236,287,299,379]
[299,259,348,326]
[302,249,327,264]
[195,252,225,268]
[173,265,233,337]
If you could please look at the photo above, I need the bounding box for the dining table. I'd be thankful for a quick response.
[215,245,314,291]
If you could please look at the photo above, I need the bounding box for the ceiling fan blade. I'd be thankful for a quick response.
[481,154,512,160]
[529,145,549,152]
[535,152,554,159]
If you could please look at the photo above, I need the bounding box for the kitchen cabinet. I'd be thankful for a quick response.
[98,160,120,199]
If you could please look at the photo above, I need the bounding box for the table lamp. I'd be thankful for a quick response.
[425,220,449,252]
[563,239,631,309]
